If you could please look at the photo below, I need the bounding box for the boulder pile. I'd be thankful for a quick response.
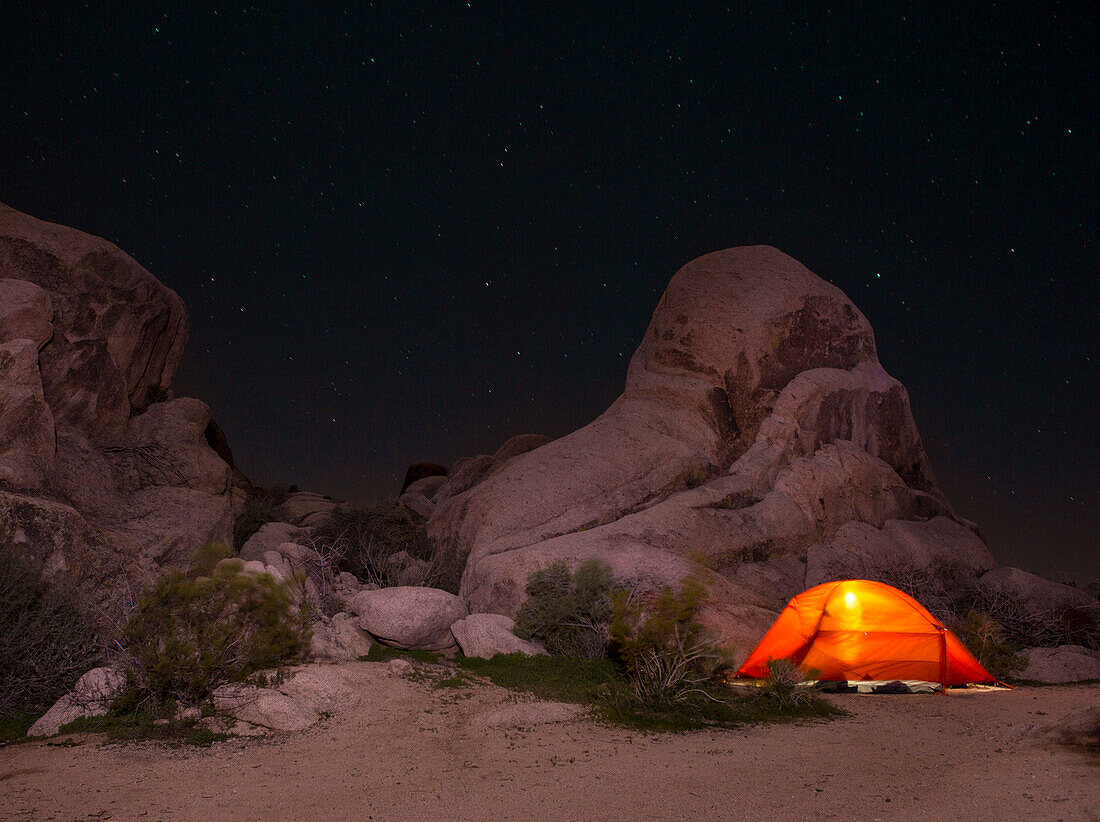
[2,205,1095,690]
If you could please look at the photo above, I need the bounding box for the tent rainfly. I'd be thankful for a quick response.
[735,579,995,686]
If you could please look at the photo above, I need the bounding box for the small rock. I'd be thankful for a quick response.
[239,522,305,562]
[451,613,548,658]
[212,685,318,733]
[28,666,126,737]
[310,613,374,661]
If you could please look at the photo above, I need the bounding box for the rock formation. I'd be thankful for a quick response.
[0,203,233,619]
[425,247,1001,654]
[3,206,1095,683]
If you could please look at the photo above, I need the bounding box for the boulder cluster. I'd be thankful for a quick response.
[2,203,1096,712]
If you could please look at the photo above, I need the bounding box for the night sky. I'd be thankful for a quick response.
[1,4,1095,581]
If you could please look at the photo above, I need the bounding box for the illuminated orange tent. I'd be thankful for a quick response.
[735,580,995,685]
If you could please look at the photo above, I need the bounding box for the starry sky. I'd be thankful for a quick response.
[1,4,1095,581]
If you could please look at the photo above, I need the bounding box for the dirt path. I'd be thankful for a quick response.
[1,662,1096,821]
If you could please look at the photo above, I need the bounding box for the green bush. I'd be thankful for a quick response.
[0,542,100,721]
[609,577,729,707]
[122,543,310,706]
[514,559,615,659]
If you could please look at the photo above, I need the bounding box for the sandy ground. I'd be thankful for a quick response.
[1,661,1096,822]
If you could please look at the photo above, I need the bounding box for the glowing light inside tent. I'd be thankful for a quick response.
[844,592,859,610]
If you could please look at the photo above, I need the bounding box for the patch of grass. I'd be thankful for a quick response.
[602,683,839,732]
[455,653,841,732]
[458,653,618,705]
[432,670,479,689]
[58,711,229,747]
[0,707,47,744]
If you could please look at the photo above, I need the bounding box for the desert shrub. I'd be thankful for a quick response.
[867,557,1100,658]
[310,500,464,594]
[761,658,817,708]
[609,578,729,707]
[0,544,101,721]
[514,559,615,658]
[868,557,973,623]
[963,588,1100,651]
[233,495,281,550]
[954,611,1026,680]
[121,543,310,706]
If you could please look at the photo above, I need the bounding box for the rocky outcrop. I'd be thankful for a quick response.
[399,434,551,521]
[400,462,448,494]
[0,278,54,349]
[278,491,345,527]
[426,247,998,655]
[805,517,996,589]
[0,204,235,623]
[978,567,1094,613]
[0,203,187,437]
[239,522,307,562]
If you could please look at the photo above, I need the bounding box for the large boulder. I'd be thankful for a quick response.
[429,247,993,656]
[120,398,232,495]
[0,490,131,608]
[978,567,1094,612]
[805,516,996,589]
[399,462,447,494]
[1019,646,1100,684]
[113,486,234,566]
[0,202,187,437]
[352,586,468,652]
[278,491,344,527]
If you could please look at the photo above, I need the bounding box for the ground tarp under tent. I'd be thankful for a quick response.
[735,579,996,686]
